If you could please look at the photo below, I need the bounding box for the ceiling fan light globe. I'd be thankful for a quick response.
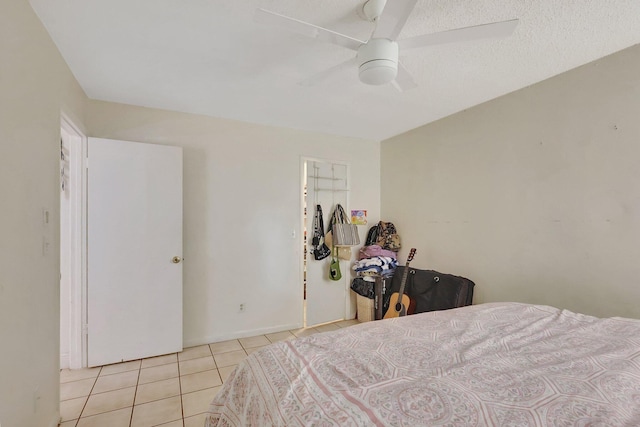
[357,38,399,85]
[359,61,397,85]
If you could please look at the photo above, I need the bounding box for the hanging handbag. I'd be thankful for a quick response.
[329,247,342,281]
[311,205,331,260]
[376,221,401,252]
[337,246,352,260]
[331,204,360,246]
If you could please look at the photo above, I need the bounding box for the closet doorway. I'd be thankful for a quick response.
[60,115,86,369]
[302,159,350,327]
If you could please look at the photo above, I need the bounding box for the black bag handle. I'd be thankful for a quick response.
[312,205,325,245]
[329,203,350,229]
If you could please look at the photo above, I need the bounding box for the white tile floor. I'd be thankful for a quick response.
[59,319,360,427]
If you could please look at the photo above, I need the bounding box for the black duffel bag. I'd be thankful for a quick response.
[383,266,474,315]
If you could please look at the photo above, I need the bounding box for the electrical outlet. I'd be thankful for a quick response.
[239,303,245,313]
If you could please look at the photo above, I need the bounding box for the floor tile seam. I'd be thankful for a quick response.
[209,350,242,356]
[87,380,141,396]
[138,372,180,386]
[140,354,179,370]
[134,389,182,407]
[181,368,223,393]
[60,374,100,385]
[141,359,180,369]
[178,355,217,370]
[76,405,134,425]
[177,349,185,423]
[182,385,216,396]
[211,348,248,358]
[141,360,176,370]
[183,410,208,422]
[76,366,102,422]
[180,367,220,378]
[99,365,142,377]
[76,396,135,420]
[239,338,269,350]
[60,385,93,403]
[60,377,98,403]
[129,363,142,426]
[213,352,247,369]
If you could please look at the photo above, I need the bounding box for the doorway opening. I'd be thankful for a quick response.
[301,158,350,328]
[60,115,87,369]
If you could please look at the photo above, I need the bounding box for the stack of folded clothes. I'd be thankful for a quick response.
[352,255,398,280]
[350,245,398,299]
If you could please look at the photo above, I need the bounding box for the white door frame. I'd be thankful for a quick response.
[300,156,351,326]
[60,114,87,369]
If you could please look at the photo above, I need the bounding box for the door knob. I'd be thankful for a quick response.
[172,256,182,264]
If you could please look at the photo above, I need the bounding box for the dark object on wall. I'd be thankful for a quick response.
[383,267,474,315]
[375,221,401,252]
[365,224,380,246]
[365,221,401,252]
[311,204,331,260]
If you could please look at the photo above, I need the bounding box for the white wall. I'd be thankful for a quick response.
[86,101,381,346]
[0,0,87,426]
[381,44,640,319]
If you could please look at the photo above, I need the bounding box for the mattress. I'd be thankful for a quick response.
[206,302,640,426]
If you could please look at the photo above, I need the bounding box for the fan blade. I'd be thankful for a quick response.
[399,19,519,51]
[299,58,358,87]
[255,8,364,51]
[372,0,418,40]
[391,61,418,92]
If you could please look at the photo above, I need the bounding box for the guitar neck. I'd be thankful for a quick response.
[397,264,411,297]
[396,248,416,298]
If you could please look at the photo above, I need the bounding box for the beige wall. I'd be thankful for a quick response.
[381,44,640,319]
[3,0,637,424]
[86,101,381,346]
[1,1,379,419]
[0,0,87,426]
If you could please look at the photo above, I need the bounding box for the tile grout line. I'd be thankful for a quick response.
[128,361,142,427]
[75,365,102,426]
[178,351,185,426]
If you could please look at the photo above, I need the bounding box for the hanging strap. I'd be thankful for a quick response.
[313,204,326,241]
[331,203,351,225]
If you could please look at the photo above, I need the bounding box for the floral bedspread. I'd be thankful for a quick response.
[206,302,640,426]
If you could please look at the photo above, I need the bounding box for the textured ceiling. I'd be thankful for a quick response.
[29,0,640,141]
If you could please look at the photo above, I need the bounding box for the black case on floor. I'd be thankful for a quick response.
[383,267,474,315]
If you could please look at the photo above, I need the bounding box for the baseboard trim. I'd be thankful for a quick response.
[183,322,303,348]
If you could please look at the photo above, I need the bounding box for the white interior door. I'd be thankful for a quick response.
[87,137,183,367]
[305,160,349,326]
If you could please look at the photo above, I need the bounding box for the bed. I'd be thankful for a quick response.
[205,302,640,426]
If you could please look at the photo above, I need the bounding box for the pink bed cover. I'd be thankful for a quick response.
[206,302,640,426]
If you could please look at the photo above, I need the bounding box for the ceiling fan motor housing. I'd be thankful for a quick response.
[357,38,399,85]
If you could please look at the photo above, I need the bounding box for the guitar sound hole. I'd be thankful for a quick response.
[395,303,402,312]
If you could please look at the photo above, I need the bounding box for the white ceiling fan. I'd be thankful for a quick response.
[255,0,519,91]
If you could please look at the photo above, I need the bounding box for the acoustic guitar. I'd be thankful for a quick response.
[384,248,417,319]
